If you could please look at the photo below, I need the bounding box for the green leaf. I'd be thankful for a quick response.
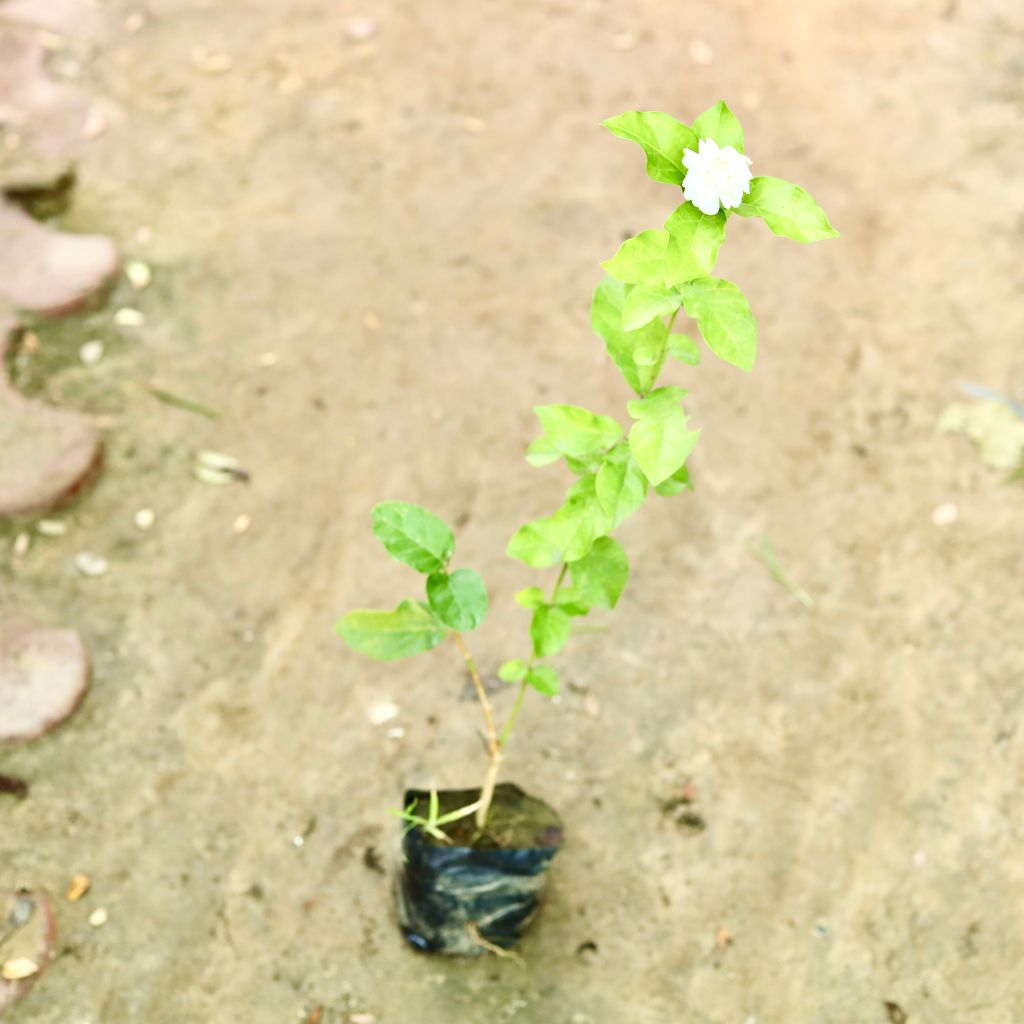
[531,605,571,658]
[627,387,700,486]
[336,600,448,661]
[736,176,838,242]
[653,463,693,496]
[680,277,757,372]
[525,665,560,697]
[534,404,623,460]
[514,586,546,610]
[426,568,488,631]
[621,284,682,331]
[691,100,744,152]
[590,278,669,396]
[601,111,698,185]
[525,435,562,467]
[506,496,598,568]
[600,229,668,286]
[498,659,528,682]
[507,518,563,568]
[371,501,454,574]
[627,385,688,419]
[595,446,648,529]
[569,536,629,610]
[663,203,727,286]
[667,333,701,366]
[553,587,591,617]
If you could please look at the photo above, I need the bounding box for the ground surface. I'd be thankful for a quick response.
[3,1,1023,1021]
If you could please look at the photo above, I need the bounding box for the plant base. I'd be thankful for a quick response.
[396,782,563,955]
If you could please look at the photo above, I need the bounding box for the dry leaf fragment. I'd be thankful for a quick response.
[194,450,249,485]
[1,957,39,981]
[73,551,108,577]
[715,925,733,949]
[66,873,91,901]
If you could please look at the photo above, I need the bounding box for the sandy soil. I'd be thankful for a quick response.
[3,0,1023,1021]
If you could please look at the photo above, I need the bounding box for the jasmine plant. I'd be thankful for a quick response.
[337,102,837,836]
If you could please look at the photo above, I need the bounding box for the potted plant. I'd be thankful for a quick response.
[337,102,837,955]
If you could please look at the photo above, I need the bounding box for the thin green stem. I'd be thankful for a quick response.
[497,560,569,751]
[640,308,680,398]
[499,680,528,747]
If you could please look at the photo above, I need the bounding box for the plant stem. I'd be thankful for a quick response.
[453,631,501,828]
[499,680,528,747]
[497,560,569,749]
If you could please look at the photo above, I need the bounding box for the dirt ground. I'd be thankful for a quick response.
[3,0,1023,1020]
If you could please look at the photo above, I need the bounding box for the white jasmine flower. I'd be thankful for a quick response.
[681,138,753,216]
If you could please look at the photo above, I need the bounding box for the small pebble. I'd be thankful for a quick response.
[361,311,381,331]
[292,835,305,848]
[74,552,109,578]
[134,508,156,531]
[114,307,145,327]
[88,907,108,928]
[1,958,39,981]
[461,116,487,134]
[125,260,152,289]
[79,340,104,366]
[344,17,378,42]
[367,701,398,725]
[81,107,107,141]
[233,513,252,535]
[12,532,30,557]
[277,73,305,95]
[349,1015,378,1024]
[21,330,39,353]
[386,726,406,740]
[37,519,68,537]
[689,39,714,65]
[741,90,762,111]
[191,48,233,73]
[257,351,279,367]
[583,695,602,718]
[931,502,958,526]
[609,31,638,51]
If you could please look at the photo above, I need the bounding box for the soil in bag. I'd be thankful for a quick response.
[396,782,563,955]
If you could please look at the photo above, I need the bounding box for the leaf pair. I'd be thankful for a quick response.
[603,103,837,245]
[336,502,489,661]
[498,658,560,697]
[600,101,745,186]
